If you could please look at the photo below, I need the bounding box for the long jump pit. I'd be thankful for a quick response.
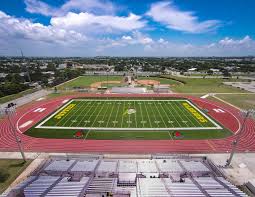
[0,93,255,154]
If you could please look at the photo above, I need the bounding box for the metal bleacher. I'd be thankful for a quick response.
[3,156,249,197]
[24,176,60,197]
[45,177,90,197]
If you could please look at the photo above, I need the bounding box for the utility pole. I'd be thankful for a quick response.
[225,109,255,167]
[20,49,31,83]
[4,103,26,162]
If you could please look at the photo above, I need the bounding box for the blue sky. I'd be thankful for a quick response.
[0,0,255,56]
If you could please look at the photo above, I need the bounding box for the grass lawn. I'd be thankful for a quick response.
[56,76,123,89]
[0,159,31,194]
[25,98,232,140]
[161,75,249,93]
[214,94,255,110]
[138,76,181,85]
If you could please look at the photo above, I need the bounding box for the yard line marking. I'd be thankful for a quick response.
[163,101,182,127]
[67,100,90,127]
[106,100,116,127]
[158,100,176,127]
[113,100,122,128]
[153,101,168,128]
[91,101,107,127]
[143,101,153,128]
[133,101,138,128]
[86,101,105,127]
[98,99,112,128]
[76,101,98,127]
[138,101,145,127]
[171,101,189,127]
[64,100,91,127]
[120,101,126,128]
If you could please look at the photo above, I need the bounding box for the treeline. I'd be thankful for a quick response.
[0,82,29,97]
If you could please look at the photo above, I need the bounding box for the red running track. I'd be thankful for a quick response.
[0,94,254,154]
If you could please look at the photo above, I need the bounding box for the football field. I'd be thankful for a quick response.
[36,99,222,131]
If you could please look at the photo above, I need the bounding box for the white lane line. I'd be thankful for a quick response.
[19,120,33,128]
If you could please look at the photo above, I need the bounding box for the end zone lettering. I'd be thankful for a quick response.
[54,104,76,120]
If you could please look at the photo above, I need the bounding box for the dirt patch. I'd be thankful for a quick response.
[136,80,160,86]
[90,81,121,88]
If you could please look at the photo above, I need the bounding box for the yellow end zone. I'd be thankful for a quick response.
[54,104,76,120]
[182,102,208,123]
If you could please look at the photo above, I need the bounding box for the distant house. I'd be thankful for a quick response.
[58,63,67,69]
[188,68,197,72]
[209,68,222,75]
[0,73,7,78]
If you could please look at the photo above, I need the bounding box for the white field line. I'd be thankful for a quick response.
[164,101,183,127]
[120,101,125,128]
[186,100,222,129]
[171,101,189,127]
[98,101,113,127]
[143,101,153,128]
[168,131,173,140]
[133,101,138,128]
[76,101,97,126]
[74,99,188,102]
[200,94,210,99]
[113,101,121,127]
[37,126,221,130]
[145,101,158,129]
[163,101,181,127]
[106,101,116,127]
[153,101,168,128]
[68,102,88,126]
[91,101,107,127]
[84,130,91,140]
[35,99,74,128]
[87,101,104,125]
[176,101,202,127]
[140,101,147,127]
[158,101,176,127]
[64,100,88,127]
[71,100,92,126]
[212,95,241,110]
[36,99,222,130]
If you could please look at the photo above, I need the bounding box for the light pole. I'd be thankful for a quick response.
[4,103,26,162]
[225,109,255,167]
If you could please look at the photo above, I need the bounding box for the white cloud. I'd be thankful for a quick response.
[0,11,86,44]
[50,12,146,33]
[0,9,254,56]
[147,1,221,33]
[96,35,255,56]
[218,36,253,47]
[24,0,115,16]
